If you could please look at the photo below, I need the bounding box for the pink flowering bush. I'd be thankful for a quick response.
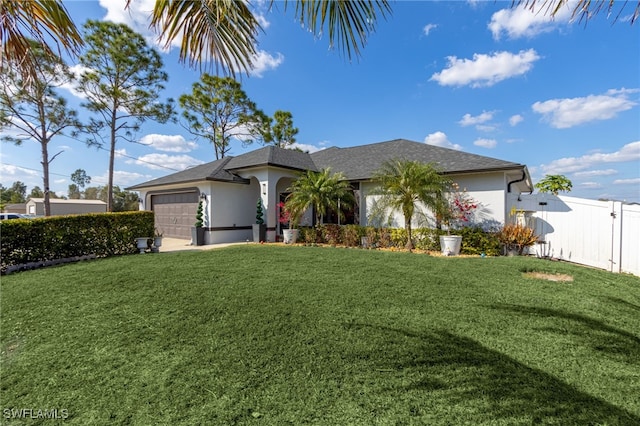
[440,183,478,233]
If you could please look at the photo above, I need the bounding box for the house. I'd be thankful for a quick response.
[1,203,26,214]
[25,198,107,216]
[126,139,533,243]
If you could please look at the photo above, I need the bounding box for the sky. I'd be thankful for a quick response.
[1,0,639,203]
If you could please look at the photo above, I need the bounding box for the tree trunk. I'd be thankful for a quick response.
[405,223,413,251]
[41,138,50,216]
[107,112,117,212]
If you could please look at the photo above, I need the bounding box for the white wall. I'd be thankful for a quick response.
[360,172,511,229]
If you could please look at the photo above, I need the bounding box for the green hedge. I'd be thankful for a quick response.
[297,224,501,255]
[1,211,154,273]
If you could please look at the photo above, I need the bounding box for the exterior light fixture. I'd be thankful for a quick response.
[262,183,266,195]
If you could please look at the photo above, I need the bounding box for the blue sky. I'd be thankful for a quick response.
[1,0,639,202]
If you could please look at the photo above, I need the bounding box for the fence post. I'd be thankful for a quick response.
[610,201,623,273]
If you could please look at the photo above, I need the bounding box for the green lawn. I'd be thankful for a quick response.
[1,245,639,425]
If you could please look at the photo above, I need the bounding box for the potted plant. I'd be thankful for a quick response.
[135,236,150,254]
[497,223,539,256]
[152,228,163,252]
[279,201,299,244]
[253,198,267,242]
[191,200,205,246]
[438,183,478,256]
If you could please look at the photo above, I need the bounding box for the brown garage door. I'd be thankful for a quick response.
[152,191,199,239]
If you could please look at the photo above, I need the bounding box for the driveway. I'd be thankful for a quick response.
[158,238,249,253]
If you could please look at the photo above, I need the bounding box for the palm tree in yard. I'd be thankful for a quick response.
[285,169,355,226]
[371,160,451,252]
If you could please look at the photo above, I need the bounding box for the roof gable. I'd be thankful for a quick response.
[311,139,525,180]
[226,146,317,172]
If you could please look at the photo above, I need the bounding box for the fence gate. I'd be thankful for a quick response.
[510,194,640,276]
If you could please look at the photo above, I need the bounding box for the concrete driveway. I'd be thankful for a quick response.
[158,238,249,253]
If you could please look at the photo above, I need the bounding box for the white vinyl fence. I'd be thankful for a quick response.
[508,194,640,276]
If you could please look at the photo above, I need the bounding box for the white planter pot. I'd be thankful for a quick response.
[136,237,150,254]
[440,235,462,256]
[283,229,299,244]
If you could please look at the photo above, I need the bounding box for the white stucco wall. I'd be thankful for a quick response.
[360,172,513,230]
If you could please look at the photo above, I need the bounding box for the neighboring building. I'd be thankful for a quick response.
[26,198,107,216]
[127,139,533,243]
[2,203,26,214]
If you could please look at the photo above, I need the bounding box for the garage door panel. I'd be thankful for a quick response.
[152,192,198,239]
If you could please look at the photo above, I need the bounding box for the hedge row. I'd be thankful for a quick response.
[298,224,502,256]
[0,211,154,274]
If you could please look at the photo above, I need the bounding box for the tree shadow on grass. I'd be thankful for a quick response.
[491,304,640,364]
[345,323,639,424]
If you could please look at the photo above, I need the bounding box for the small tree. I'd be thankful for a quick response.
[194,201,204,227]
[285,169,354,227]
[535,174,572,196]
[371,160,451,251]
[256,198,265,225]
[179,75,266,159]
[264,110,299,149]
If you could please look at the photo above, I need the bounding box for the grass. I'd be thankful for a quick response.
[1,245,639,425]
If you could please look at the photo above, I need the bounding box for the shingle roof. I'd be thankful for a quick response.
[127,139,528,190]
[127,146,317,190]
[311,139,526,180]
[127,157,245,190]
[226,145,318,172]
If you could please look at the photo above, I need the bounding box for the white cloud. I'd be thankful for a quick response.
[430,49,540,88]
[99,0,158,44]
[58,64,93,98]
[459,111,495,126]
[579,182,604,189]
[255,13,270,29]
[423,23,438,36]
[541,141,640,174]
[474,138,497,149]
[613,178,640,185]
[140,134,198,153]
[291,143,325,153]
[0,164,40,180]
[93,170,150,187]
[532,88,638,128]
[424,131,463,150]
[128,153,204,171]
[509,114,524,126]
[476,124,497,132]
[489,4,571,40]
[250,50,284,77]
[573,169,618,177]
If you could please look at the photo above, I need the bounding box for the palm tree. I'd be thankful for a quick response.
[0,0,83,84]
[371,160,451,251]
[133,0,393,76]
[6,0,637,82]
[285,168,355,227]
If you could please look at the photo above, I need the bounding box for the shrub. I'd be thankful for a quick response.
[342,225,361,247]
[458,226,501,256]
[323,224,341,246]
[1,211,154,273]
[497,224,539,255]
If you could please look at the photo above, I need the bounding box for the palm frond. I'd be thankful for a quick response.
[285,0,392,60]
[0,0,83,83]
[147,0,261,77]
